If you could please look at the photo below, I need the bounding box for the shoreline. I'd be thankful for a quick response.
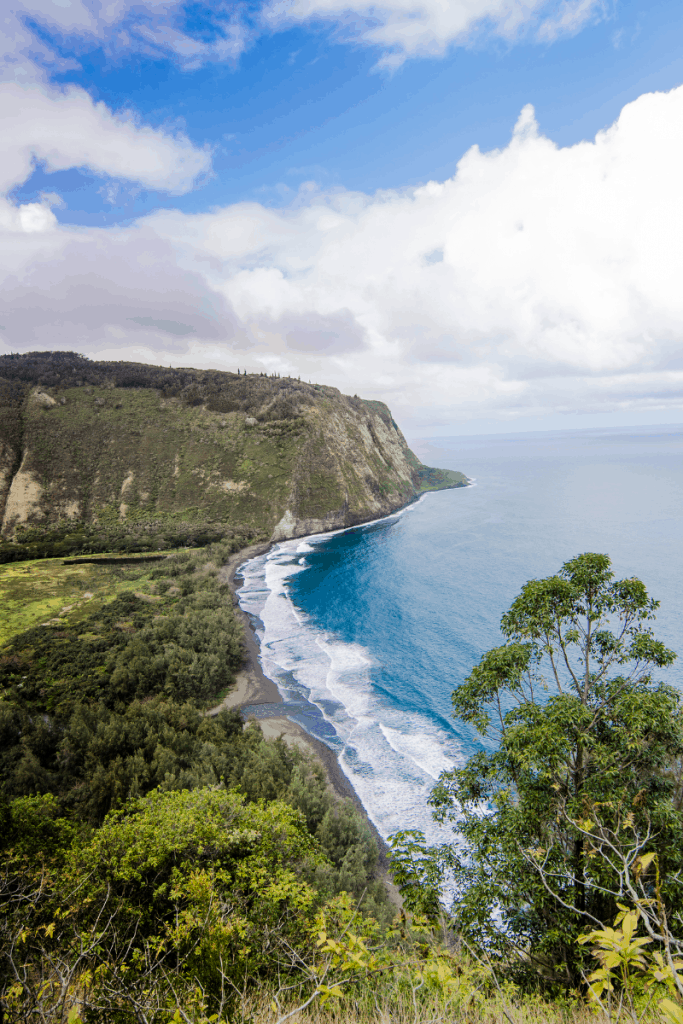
[211,488,444,714]
[209,537,393,861]
[213,541,282,708]
[207,481,470,869]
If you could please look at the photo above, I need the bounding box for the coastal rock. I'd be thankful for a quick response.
[272,509,297,541]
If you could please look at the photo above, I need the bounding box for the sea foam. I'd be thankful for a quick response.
[237,517,462,845]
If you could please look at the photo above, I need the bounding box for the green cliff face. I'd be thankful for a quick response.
[0,352,466,556]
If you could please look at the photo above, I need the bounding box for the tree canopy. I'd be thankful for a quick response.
[426,553,683,986]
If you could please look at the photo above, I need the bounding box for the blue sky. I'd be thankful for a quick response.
[2,0,683,433]
[13,0,683,221]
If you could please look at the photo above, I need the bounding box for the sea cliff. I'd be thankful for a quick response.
[0,351,466,558]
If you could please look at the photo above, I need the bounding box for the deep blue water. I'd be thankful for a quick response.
[237,425,683,842]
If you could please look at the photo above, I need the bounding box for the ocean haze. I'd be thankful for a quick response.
[237,423,683,842]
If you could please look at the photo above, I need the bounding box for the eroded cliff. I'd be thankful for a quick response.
[0,352,466,557]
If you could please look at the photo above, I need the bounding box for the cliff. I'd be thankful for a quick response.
[0,351,466,558]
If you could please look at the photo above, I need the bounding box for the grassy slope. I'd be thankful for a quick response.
[0,352,467,560]
[0,553,182,645]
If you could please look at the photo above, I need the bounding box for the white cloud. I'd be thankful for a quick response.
[1,0,251,83]
[3,85,683,432]
[2,0,606,81]
[0,81,211,196]
[263,0,606,66]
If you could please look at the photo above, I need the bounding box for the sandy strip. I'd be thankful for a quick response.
[208,542,281,711]
[256,717,356,804]
[256,715,396,890]
[209,540,396,883]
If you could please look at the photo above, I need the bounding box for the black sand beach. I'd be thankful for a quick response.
[211,542,393,866]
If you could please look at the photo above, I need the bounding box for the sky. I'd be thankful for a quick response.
[2,0,683,435]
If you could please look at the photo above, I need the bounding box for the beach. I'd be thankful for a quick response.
[211,542,388,844]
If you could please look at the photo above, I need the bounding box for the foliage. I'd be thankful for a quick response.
[387,829,450,918]
[0,350,313,410]
[0,543,249,812]
[267,895,485,1021]
[0,542,383,907]
[0,787,319,1022]
[581,906,658,1014]
[0,525,237,563]
[1,707,388,911]
[0,539,393,1022]
[577,896,683,1024]
[12,537,683,1020]
[0,546,243,690]
[0,782,396,1023]
[424,553,682,986]
[0,351,463,558]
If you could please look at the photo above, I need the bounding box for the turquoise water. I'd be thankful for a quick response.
[236,425,683,843]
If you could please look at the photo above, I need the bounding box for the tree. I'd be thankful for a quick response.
[428,553,683,986]
[1,787,325,1022]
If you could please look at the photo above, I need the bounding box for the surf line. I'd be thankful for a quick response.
[234,495,463,844]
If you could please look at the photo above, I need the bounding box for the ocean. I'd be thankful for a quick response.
[236,424,683,846]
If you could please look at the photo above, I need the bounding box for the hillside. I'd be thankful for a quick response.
[0,351,466,559]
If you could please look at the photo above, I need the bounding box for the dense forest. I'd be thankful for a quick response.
[2,549,683,1024]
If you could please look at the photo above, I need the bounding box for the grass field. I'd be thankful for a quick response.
[0,553,189,646]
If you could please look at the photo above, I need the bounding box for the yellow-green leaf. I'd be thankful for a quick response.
[660,998,683,1024]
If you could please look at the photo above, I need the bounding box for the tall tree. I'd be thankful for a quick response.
[428,553,683,985]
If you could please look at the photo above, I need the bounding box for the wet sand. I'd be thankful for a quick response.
[209,544,355,798]
[210,542,281,708]
[208,542,394,869]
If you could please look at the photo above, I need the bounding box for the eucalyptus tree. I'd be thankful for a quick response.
[428,553,683,983]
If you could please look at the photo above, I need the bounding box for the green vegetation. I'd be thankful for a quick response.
[0,524,230,563]
[3,551,683,1024]
[0,542,248,813]
[416,463,466,490]
[0,552,184,643]
[0,788,389,1023]
[426,552,682,984]
[0,352,471,1023]
[0,352,466,562]
[5,359,671,1024]
[0,540,397,1021]
[388,554,683,1016]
